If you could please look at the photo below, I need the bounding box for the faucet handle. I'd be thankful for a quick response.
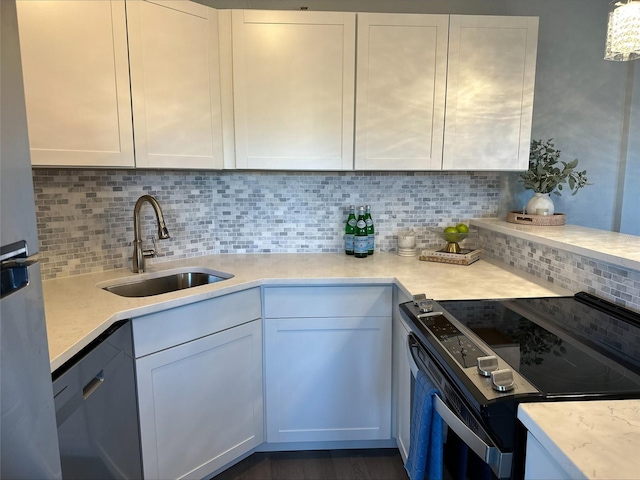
[143,236,158,259]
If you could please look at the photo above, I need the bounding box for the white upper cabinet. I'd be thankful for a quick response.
[232,10,356,170]
[17,0,231,170]
[127,0,230,169]
[442,15,538,171]
[356,13,538,172]
[16,0,134,167]
[18,5,537,172]
[355,13,448,171]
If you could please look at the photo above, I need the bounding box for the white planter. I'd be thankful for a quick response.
[526,193,555,215]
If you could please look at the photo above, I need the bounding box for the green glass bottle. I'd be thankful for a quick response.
[365,205,375,256]
[344,205,356,255]
[354,206,368,258]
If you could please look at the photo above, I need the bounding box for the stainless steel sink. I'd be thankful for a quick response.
[101,269,233,298]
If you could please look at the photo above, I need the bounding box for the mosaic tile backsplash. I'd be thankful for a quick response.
[33,169,500,279]
[477,229,640,313]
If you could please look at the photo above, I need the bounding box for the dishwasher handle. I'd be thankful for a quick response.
[407,334,513,479]
[82,370,104,400]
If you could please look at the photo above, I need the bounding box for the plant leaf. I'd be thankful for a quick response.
[524,139,589,196]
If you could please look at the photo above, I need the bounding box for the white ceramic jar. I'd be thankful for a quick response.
[398,229,416,248]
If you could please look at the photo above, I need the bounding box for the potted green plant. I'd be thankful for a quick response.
[520,139,591,215]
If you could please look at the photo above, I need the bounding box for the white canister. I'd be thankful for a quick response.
[398,229,416,249]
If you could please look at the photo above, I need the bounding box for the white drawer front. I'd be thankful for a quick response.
[132,287,261,358]
[263,285,392,318]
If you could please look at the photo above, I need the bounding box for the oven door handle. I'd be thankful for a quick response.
[407,334,513,479]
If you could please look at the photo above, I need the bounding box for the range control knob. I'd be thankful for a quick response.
[412,294,427,306]
[477,355,499,377]
[491,369,515,392]
[417,300,434,313]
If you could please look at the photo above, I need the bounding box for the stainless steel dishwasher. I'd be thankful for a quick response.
[52,320,142,479]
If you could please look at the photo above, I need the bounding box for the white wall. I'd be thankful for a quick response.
[196,0,637,233]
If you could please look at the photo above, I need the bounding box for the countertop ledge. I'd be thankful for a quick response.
[518,400,640,480]
[470,219,640,271]
[44,252,572,372]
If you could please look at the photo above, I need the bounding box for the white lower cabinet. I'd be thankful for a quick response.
[263,286,392,443]
[524,432,572,480]
[393,289,413,462]
[131,284,397,477]
[133,289,263,479]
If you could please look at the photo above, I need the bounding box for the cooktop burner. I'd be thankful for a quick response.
[438,295,640,397]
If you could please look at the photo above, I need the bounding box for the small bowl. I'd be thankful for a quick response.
[433,229,468,244]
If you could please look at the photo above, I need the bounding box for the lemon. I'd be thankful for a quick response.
[456,223,469,234]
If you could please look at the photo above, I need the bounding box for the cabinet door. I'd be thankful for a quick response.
[232,10,356,170]
[524,432,572,480]
[127,0,229,169]
[355,13,448,171]
[16,0,134,167]
[265,316,392,443]
[393,291,413,462]
[442,15,538,171]
[136,320,263,479]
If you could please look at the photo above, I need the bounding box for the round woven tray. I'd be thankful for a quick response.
[506,211,566,226]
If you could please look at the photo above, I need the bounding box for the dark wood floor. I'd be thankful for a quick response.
[213,449,409,480]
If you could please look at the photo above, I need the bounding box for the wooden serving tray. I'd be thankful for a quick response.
[506,211,566,226]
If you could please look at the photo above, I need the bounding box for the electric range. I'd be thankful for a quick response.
[399,291,640,479]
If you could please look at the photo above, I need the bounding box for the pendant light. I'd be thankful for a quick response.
[605,1,640,61]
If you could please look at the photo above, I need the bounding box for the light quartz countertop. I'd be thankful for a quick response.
[44,251,637,477]
[518,400,640,480]
[470,219,640,271]
[43,252,572,372]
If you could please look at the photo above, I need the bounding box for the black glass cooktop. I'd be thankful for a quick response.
[438,294,640,397]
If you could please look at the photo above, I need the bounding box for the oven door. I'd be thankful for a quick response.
[407,334,513,479]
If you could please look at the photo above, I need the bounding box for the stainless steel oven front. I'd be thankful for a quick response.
[407,332,514,479]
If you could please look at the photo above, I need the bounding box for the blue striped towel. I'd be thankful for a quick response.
[405,369,444,480]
